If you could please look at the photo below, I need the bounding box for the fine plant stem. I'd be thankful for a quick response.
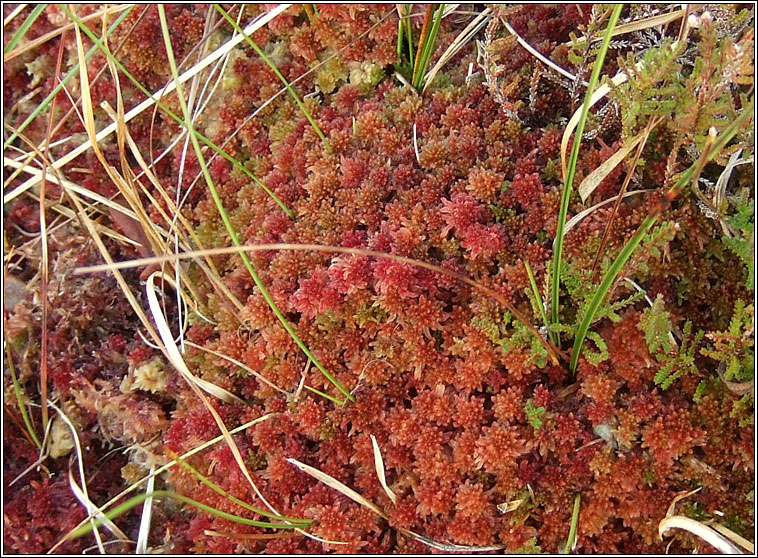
[550,4,623,339]
[405,5,414,63]
[304,384,345,405]
[174,457,312,524]
[590,116,661,275]
[4,326,42,449]
[412,4,433,86]
[421,4,444,86]
[397,16,404,61]
[303,4,315,23]
[3,6,134,151]
[569,101,754,375]
[156,6,354,404]
[37,27,67,434]
[412,4,444,90]
[3,4,47,54]
[77,242,566,366]
[60,6,294,218]
[70,490,303,540]
[562,493,582,554]
[523,259,555,345]
[214,4,332,153]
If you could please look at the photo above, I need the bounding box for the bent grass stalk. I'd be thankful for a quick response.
[3,5,133,62]
[4,319,42,448]
[214,4,332,153]
[70,491,304,540]
[550,4,623,339]
[173,456,312,525]
[155,6,353,403]
[569,101,755,375]
[67,15,314,538]
[75,242,565,366]
[4,6,290,205]
[51,417,272,552]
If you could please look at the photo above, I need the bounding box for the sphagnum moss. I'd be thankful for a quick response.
[3,4,754,554]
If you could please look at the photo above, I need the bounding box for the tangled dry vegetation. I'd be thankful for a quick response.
[3,4,755,554]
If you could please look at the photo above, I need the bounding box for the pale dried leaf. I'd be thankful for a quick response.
[145,272,245,406]
[50,417,273,552]
[422,8,491,94]
[570,9,686,46]
[497,499,525,514]
[556,189,650,246]
[68,471,129,551]
[717,362,754,396]
[135,468,155,554]
[666,486,702,518]
[503,19,585,85]
[370,435,397,505]
[659,516,743,554]
[286,457,503,552]
[286,457,386,519]
[578,130,646,202]
[186,341,289,396]
[708,522,755,553]
[560,71,630,181]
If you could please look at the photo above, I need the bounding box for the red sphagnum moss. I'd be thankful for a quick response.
[3,3,754,555]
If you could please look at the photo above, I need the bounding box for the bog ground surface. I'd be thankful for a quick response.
[2,4,755,554]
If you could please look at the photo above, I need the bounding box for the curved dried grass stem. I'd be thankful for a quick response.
[75,243,565,365]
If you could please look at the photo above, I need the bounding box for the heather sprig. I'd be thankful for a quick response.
[570,100,754,375]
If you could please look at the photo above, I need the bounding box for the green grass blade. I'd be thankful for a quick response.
[412,3,444,89]
[58,5,294,218]
[3,6,133,151]
[5,340,42,448]
[396,5,414,64]
[155,6,354,404]
[569,100,754,375]
[304,384,346,405]
[561,493,581,554]
[405,5,414,64]
[214,4,332,153]
[70,490,303,539]
[174,457,311,525]
[569,216,657,374]
[523,259,553,344]
[3,4,47,54]
[550,4,623,336]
